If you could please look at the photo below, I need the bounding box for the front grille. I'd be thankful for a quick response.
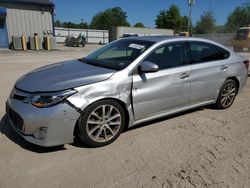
[8,107,24,132]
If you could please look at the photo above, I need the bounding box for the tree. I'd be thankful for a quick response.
[89,7,130,30]
[225,4,250,32]
[54,20,88,29]
[133,22,145,28]
[54,20,62,27]
[195,11,217,34]
[79,22,88,29]
[155,4,186,33]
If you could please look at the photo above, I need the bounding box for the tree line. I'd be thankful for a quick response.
[54,4,250,34]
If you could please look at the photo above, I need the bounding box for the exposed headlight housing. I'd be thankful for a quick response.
[30,89,77,108]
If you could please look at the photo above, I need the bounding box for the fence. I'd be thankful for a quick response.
[193,33,235,47]
[55,27,109,44]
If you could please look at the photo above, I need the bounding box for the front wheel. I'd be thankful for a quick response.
[215,79,238,109]
[77,100,126,147]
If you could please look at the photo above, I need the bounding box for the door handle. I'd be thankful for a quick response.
[180,73,190,79]
[220,65,228,71]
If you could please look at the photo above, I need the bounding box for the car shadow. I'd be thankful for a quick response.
[0,106,210,151]
[0,114,66,153]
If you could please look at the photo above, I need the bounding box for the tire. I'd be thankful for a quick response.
[215,79,238,109]
[77,100,126,147]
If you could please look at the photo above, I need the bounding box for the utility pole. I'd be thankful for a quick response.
[188,0,195,34]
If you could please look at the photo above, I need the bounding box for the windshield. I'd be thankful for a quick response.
[236,29,249,40]
[82,39,155,70]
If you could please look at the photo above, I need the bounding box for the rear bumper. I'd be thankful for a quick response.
[6,98,80,147]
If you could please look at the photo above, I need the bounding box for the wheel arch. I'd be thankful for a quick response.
[226,76,240,93]
[73,97,130,137]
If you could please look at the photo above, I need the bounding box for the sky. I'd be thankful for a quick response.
[54,0,250,27]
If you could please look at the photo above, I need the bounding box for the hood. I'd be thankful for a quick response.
[15,59,115,92]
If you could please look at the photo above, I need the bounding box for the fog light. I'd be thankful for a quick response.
[33,127,47,140]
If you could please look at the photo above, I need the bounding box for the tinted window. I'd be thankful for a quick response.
[188,41,230,64]
[144,42,186,70]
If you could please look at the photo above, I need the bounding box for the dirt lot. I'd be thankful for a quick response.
[0,45,249,188]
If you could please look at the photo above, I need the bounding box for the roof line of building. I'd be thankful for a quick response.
[0,0,54,7]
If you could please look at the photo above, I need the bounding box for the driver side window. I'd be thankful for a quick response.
[144,42,186,70]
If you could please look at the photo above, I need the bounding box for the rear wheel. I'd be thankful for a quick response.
[77,100,126,147]
[215,79,238,109]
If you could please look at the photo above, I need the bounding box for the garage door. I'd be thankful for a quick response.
[0,7,8,48]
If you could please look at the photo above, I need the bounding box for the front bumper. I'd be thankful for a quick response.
[6,97,80,147]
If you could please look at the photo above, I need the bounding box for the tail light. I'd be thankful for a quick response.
[243,60,249,69]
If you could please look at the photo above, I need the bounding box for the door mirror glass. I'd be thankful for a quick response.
[139,61,159,73]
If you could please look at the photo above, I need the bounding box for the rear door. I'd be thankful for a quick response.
[187,41,230,105]
[132,41,191,120]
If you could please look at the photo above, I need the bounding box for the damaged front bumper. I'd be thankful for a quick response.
[6,97,80,147]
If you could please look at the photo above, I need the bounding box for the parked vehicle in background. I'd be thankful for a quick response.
[232,26,250,52]
[179,31,192,37]
[65,33,86,47]
[122,34,139,38]
[6,36,249,147]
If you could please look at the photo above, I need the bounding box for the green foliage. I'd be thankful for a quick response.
[89,7,130,30]
[54,20,62,27]
[195,11,217,34]
[155,4,188,33]
[225,4,250,32]
[133,22,145,28]
[54,20,88,29]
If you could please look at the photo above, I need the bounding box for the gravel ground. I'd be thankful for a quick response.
[0,45,249,188]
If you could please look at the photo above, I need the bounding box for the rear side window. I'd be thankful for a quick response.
[188,41,230,64]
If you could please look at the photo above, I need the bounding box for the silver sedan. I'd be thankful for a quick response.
[6,36,249,147]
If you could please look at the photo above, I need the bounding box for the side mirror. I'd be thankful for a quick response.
[139,61,159,73]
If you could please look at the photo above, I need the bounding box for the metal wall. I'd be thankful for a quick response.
[193,33,235,47]
[110,26,174,41]
[55,27,109,44]
[6,8,53,42]
[0,2,53,45]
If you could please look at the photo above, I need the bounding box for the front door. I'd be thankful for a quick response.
[132,42,191,121]
[0,7,8,48]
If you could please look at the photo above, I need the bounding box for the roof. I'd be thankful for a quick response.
[127,36,183,42]
[0,0,54,6]
[122,35,228,48]
[239,27,250,30]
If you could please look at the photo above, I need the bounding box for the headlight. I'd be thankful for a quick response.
[30,89,77,108]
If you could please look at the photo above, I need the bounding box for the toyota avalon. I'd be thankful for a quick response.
[6,36,249,147]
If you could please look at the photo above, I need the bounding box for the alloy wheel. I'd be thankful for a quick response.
[220,82,237,108]
[86,105,122,143]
